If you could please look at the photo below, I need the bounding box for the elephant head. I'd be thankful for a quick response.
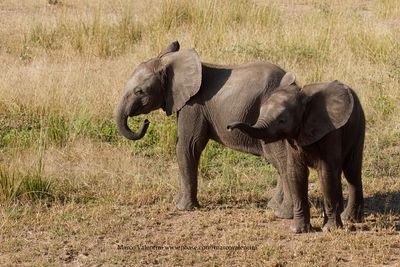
[227,72,354,146]
[115,41,202,140]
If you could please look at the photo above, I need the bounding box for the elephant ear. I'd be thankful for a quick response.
[160,48,202,115]
[280,72,296,87]
[298,81,354,146]
[158,41,180,57]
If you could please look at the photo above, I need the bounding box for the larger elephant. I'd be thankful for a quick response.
[116,41,293,216]
[228,72,365,232]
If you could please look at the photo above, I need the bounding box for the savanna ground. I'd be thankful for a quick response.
[0,0,399,265]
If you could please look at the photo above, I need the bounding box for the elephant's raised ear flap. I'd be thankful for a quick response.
[158,41,180,58]
[160,48,202,115]
[280,72,296,87]
[298,82,354,146]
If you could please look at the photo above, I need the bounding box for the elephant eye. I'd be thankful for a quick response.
[134,87,144,96]
[278,118,286,124]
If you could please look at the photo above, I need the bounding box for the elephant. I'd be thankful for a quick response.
[116,41,294,216]
[227,72,365,233]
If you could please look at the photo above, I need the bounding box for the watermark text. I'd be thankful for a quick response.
[117,244,257,251]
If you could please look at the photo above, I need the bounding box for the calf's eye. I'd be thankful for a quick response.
[134,87,144,96]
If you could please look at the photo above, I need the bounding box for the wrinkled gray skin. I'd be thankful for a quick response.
[227,72,365,233]
[116,41,294,217]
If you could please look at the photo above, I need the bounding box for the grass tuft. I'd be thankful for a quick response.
[18,173,53,203]
[45,113,69,146]
[30,24,61,51]
[0,165,53,204]
[0,166,21,203]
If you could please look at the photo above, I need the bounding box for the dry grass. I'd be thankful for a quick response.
[0,0,399,265]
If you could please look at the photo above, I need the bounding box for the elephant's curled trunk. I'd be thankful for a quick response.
[227,122,266,139]
[116,105,150,141]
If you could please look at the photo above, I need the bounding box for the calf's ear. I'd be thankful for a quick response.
[298,82,354,146]
[159,48,202,115]
[158,41,180,57]
[280,72,296,87]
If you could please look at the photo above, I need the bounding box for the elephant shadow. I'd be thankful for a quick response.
[351,191,400,232]
[364,191,400,215]
[259,191,400,232]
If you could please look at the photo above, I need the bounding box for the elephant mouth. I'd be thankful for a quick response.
[129,99,151,116]
[129,105,142,117]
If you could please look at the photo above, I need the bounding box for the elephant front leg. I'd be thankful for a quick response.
[319,162,344,231]
[174,111,208,210]
[264,142,293,219]
[270,173,294,219]
[175,143,203,210]
[267,175,284,210]
[287,154,311,233]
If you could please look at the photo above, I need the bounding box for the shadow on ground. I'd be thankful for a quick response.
[257,191,400,232]
[361,191,400,231]
[364,191,400,215]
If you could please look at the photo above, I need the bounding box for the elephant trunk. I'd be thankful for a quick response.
[116,101,150,141]
[227,121,267,139]
[227,106,275,140]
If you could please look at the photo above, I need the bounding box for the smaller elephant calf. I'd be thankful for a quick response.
[227,72,365,233]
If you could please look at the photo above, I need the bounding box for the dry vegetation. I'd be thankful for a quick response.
[0,0,399,265]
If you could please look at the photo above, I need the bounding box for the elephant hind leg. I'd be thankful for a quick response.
[341,147,364,223]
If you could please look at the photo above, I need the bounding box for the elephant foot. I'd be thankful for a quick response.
[322,218,343,232]
[175,194,200,211]
[341,206,363,223]
[267,193,283,210]
[290,218,312,233]
[274,200,294,219]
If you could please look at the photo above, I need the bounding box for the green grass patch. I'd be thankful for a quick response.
[0,107,41,148]
[199,140,277,205]
[0,108,122,148]
[45,113,69,146]
[123,115,177,157]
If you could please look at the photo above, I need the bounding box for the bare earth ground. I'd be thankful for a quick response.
[1,0,400,266]
[1,141,400,266]
[2,203,400,266]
